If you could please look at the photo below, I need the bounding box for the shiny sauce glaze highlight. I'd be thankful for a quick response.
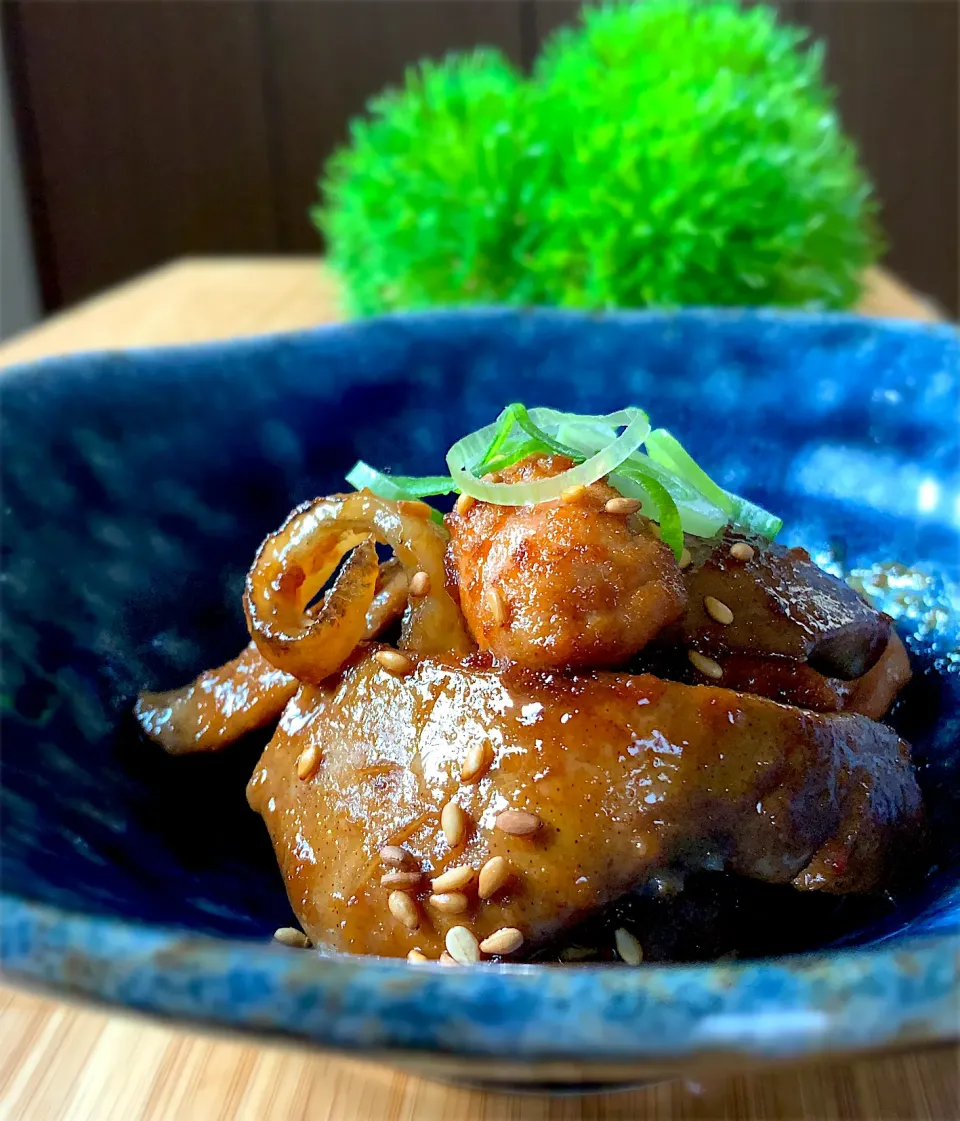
[246,649,921,959]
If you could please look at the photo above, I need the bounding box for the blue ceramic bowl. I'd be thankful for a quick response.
[2,309,958,1089]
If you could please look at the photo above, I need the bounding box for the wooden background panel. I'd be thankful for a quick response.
[260,0,527,252]
[5,0,957,314]
[794,0,959,317]
[531,0,959,315]
[531,0,582,42]
[4,0,278,309]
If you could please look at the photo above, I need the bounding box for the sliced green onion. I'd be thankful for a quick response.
[644,428,781,539]
[475,403,585,474]
[481,437,545,476]
[728,496,783,540]
[345,461,455,500]
[615,453,729,539]
[614,464,685,558]
[447,408,651,507]
[610,470,699,538]
[555,418,619,455]
[347,405,783,547]
[557,419,727,548]
[645,429,735,517]
[475,406,523,473]
[510,404,584,462]
[345,462,452,524]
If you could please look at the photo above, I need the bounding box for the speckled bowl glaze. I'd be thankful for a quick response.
[2,309,958,1089]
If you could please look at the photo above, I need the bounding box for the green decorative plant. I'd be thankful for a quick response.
[315,0,880,316]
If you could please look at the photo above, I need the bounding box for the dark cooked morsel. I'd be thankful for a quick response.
[135,642,297,755]
[666,530,892,679]
[136,559,411,755]
[710,633,912,719]
[246,650,923,959]
[636,632,912,719]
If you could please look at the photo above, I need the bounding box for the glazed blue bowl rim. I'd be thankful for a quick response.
[2,306,959,1066]
[4,894,959,1063]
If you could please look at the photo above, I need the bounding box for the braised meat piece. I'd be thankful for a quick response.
[713,633,911,719]
[136,559,410,754]
[247,650,922,959]
[445,454,686,670]
[667,531,891,679]
[639,632,912,718]
[136,642,296,755]
[842,632,913,719]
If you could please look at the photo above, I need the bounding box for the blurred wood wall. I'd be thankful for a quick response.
[5,0,957,315]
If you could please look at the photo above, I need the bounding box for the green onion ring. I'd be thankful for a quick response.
[446,408,651,507]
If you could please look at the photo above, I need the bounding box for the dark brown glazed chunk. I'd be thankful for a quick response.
[246,650,922,959]
[136,642,296,755]
[136,559,410,754]
[709,633,911,718]
[666,530,892,679]
[445,454,686,670]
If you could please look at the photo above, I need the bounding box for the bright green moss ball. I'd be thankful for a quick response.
[316,1,880,316]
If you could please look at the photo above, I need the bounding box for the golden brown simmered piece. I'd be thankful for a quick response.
[708,633,911,719]
[842,632,912,719]
[245,492,473,672]
[247,649,922,960]
[135,559,410,754]
[136,642,296,755]
[445,455,686,670]
[668,530,892,679]
[643,632,912,719]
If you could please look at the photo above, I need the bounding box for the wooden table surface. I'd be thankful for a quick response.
[0,259,955,1121]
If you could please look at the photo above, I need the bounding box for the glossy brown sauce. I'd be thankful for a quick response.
[136,473,924,963]
[246,649,921,959]
[136,642,295,754]
[669,531,891,679]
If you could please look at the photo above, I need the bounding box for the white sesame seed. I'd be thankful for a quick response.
[485,586,505,626]
[495,809,542,836]
[273,926,311,948]
[605,496,642,516]
[560,484,588,504]
[407,949,429,963]
[380,870,421,890]
[409,570,431,597]
[446,925,481,965]
[296,745,320,781]
[679,548,692,569]
[431,864,476,893]
[428,892,470,914]
[439,951,459,967]
[455,493,477,516]
[460,742,493,784]
[688,650,724,680]
[479,927,524,955]
[729,542,755,562]
[704,596,734,625]
[374,648,414,676]
[379,845,416,869]
[478,856,510,899]
[441,801,467,847]
[388,890,419,930]
[614,927,643,965]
